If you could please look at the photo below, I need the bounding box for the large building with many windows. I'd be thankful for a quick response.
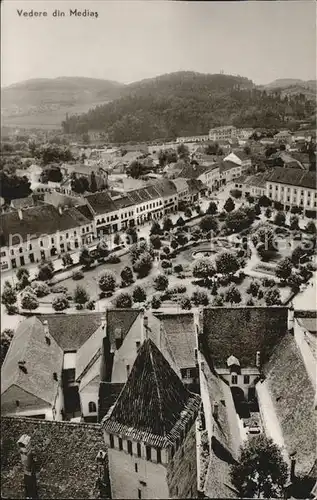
[266,167,317,215]
[209,126,237,141]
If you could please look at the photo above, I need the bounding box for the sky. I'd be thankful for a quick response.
[1,0,316,87]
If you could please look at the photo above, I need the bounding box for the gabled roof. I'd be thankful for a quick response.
[1,417,109,499]
[103,339,200,447]
[202,307,288,368]
[85,191,118,215]
[264,333,316,477]
[1,317,63,405]
[266,167,316,189]
[219,160,241,173]
[1,205,92,246]
[171,178,189,193]
[179,163,212,179]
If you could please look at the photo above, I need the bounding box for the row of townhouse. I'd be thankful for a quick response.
[0,204,94,271]
[265,167,317,215]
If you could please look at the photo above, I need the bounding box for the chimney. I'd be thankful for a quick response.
[17,434,38,499]
[256,351,261,368]
[213,401,219,420]
[43,320,51,345]
[18,208,23,220]
[290,452,297,482]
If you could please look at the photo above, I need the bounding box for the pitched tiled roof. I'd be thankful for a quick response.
[11,196,36,209]
[179,163,212,179]
[85,192,118,215]
[1,205,92,246]
[1,317,63,405]
[219,160,241,173]
[264,333,316,477]
[76,204,94,220]
[170,178,189,193]
[245,172,270,188]
[202,307,288,368]
[1,417,109,499]
[266,167,316,189]
[98,382,124,422]
[103,339,200,447]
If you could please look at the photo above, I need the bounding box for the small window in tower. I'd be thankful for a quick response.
[138,489,142,499]
[231,375,238,385]
[119,437,123,451]
[137,442,141,457]
[109,434,114,449]
[146,445,151,461]
[127,440,133,455]
[135,463,138,473]
[89,401,97,413]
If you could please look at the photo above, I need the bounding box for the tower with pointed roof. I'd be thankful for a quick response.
[102,339,201,499]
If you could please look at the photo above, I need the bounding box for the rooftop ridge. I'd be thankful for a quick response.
[1,415,102,429]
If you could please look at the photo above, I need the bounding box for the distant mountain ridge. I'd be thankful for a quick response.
[261,78,316,90]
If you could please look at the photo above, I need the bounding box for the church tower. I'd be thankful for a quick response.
[102,339,201,499]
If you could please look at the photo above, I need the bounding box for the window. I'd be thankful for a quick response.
[1,251,6,257]
[89,401,97,413]
[119,437,123,451]
[137,442,141,457]
[146,445,151,461]
[66,233,69,238]
[60,235,63,240]
[74,230,77,236]
[16,400,20,407]
[11,249,14,255]
[135,463,138,472]
[136,341,141,352]
[156,448,161,463]
[127,440,133,455]
[109,434,114,449]
[126,365,130,376]
[231,375,238,384]
[29,244,32,251]
[138,489,142,499]
[244,375,250,384]
[40,240,43,247]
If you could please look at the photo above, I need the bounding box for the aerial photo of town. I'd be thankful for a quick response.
[1,0,316,499]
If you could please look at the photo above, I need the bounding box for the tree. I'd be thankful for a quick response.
[62,252,73,267]
[21,291,39,311]
[180,295,192,310]
[291,246,306,265]
[16,267,30,282]
[150,221,162,235]
[177,143,190,159]
[212,295,224,307]
[230,434,288,499]
[38,260,54,281]
[99,272,116,293]
[79,247,94,269]
[246,280,261,297]
[176,232,188,247]
[199,215,218,234]
[206,201,218,215]
[31,281,50,297]
[224,197,235,213]
[126,227,138,244]
[0,171,32,202]
[151,294,162,309]
[215,251,239,275]
[176,216,185,227]
[132,285,147,303]
[149,234,161,250]
[170,238,179,250]
[128,160,145,179]
[276,257,293,281]
[40,165,63,183]
[258,195,272,207]
[265,207,272,219]
[96,239,109,261]
[306,221,316,234]
[224,284,242,305]
[2,281,17,307]
[73,285,90,304]
[163,216,173,231]
[1,328,14,367]
[52,294,69,311]
[120,266,134,285]
[113,233,121,246]
[288,272,302,292]
[191,289,209,306]
[133,252,153,278]
[90,171,98,192]
[254,204,261,216]
[115,292,133,308]
[192,259,215,284]
[264,287,282,306]
[225,208,255,233]
[230,189,242,199]
[184,207,192,218]
[289,215,299,231]
[191,227,202,241]
[274,211,286,226]
[154,274,169,291]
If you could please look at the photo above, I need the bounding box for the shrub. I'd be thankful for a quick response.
[265,207,272,219]
[2,281,17,306]
[106,254,121,264]
[180,295,192,310]
[173,264,183,273]
[246,280,261,297]
[246,298,255,306]
[16,267,30,281]
[289,215,299,231]
[170,238,179,250]
[51,285,68,294]
[132,285,147,303]
[163,216,173,231]
[6,304,19,315]
[115,292,133,308]
[161,259,172,269]
[274,211,286,226]
[199,215,218,234]
[120,266,134,285]
[150,221,162,235]
[86,300,96,310]
[52,294,69,311]
[264,287,281,306]
[176,216,185,227]
[215,251,239,275]
[206,201,218,215]
[21,292,39,311]
[262,277,276,288]
[75,303,84,310]
[62,252,73,267]
[210,281,218,295]
[73,285,90,304]
[191,289,209,306]
[38,260,54,281]
[275,257,293,281]
[31,281,50,297]
[212,295,224,307]
[169,284,187,295]
[224,197,235,213]
[72,270,84,280]
[151,294,162,309]
[306,221,316,234]
[224,285,242,305]
[184,207,192,218]
[291,246,306,265]
[192,259,215,283]
[162,246,170,255]
[257,288,264,300]
[154,274,169,291]
[230,189,242,199]
[133,252,153,278]
[113,233,121,246]
[99,272,116,292]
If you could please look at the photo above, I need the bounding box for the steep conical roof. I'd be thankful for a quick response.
[102,339,200,447]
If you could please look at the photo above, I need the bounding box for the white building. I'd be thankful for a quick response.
[209,126,237,141]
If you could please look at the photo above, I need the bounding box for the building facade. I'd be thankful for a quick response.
[209,126,237,141]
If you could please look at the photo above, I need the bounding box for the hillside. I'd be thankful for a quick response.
[62,71,316,142]
[1,77,125,129]
[260,79,316,101]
